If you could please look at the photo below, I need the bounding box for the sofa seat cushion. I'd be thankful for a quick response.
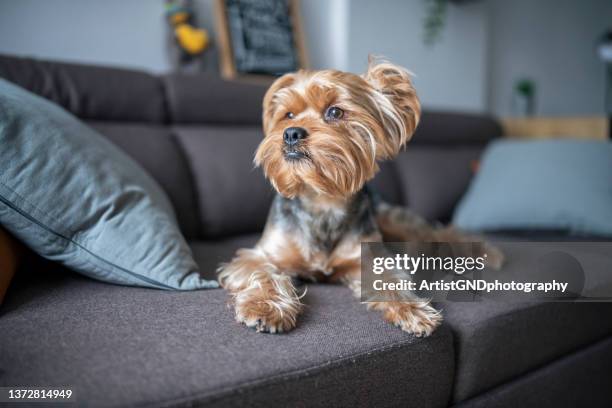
[192,235,612,405]
[190,233,260,280]
[0,258,454,408]
[445,300,612,403]
[453,335,612,408]
[443,239,612,402]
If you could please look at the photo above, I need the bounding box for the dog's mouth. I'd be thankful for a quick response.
[283,149,308,162]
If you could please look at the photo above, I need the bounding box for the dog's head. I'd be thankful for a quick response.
[255,58,420,199]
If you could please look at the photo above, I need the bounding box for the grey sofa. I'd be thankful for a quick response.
[0,55,611,408]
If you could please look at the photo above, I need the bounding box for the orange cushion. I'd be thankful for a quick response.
[0,227,21,304]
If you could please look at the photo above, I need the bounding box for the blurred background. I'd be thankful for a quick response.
[0,0,610,134]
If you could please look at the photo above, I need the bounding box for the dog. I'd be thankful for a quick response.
[218,58,502,336]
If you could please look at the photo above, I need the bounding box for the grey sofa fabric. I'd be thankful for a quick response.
[394,147,483,222]
[0,259,454,408]
[163,73,267,125]
[174,126,274,238]
[455,336,612,408]
[444,240,612,401]
[444,300,612,402]
[369,160,405,206]
[0,55,166,123]
[190,234,259,280]
[412,111,502,146]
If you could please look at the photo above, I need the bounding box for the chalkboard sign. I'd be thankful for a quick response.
[215,0,308,81]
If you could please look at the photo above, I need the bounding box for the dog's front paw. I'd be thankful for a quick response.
[374,301,442,337]
[234,289,301,334]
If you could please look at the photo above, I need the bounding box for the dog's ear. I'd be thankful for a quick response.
[262,73,296,133]
[363,59,421,157]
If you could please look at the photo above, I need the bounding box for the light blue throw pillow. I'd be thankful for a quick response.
[453,139,612,237]
[0,79,217,289]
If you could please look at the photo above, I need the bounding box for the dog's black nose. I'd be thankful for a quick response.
[283,127,308,146]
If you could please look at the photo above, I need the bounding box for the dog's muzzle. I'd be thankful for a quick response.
[283,127,308,161]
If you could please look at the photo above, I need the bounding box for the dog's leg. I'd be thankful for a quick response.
[329,235,442,337]
[376,203,504,269]
[218,247,302,333]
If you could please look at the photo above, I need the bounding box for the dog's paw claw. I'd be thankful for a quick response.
[235,296,298,334]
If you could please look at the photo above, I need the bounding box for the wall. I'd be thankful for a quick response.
[346,0,489,113]
[0,0,489,111]
[0,0,610,115]
[486,0,612,116]
[0,0,349,74]
[0,0,170,72]
[299,0,349,70]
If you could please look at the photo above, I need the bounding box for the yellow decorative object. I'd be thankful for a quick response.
[175,23,208,55]
[171,11,189,25]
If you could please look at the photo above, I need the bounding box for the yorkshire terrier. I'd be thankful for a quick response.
[218,58,502,336]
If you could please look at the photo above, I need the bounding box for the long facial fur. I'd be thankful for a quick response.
[255,59,421,199]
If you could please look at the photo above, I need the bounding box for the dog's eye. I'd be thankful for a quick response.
[285,112,295,119]
[325,106,344,121]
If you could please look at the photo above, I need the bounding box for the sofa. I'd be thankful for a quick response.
[0,55,611,408]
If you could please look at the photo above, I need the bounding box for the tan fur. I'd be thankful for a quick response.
[218,247,302,333]
[219,58,499,336]
[376,203,505,268]
[254,60,420,199]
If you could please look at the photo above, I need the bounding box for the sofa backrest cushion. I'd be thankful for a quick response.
[0,55,166,123]
[174,125,275,238]
[164,74,267,125]
[393,111,501,222]
[393,146,484,222]
[412,111,502,146]
[0,54,503,238]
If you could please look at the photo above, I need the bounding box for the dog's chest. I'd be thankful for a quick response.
[304,210,347,252]
[293,207,361,275]
[270,193,370,276]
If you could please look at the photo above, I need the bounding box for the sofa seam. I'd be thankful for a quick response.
[168,126,208,239]
[158,74,172,125]
[168,127,205,239]
[137,332,451,408]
